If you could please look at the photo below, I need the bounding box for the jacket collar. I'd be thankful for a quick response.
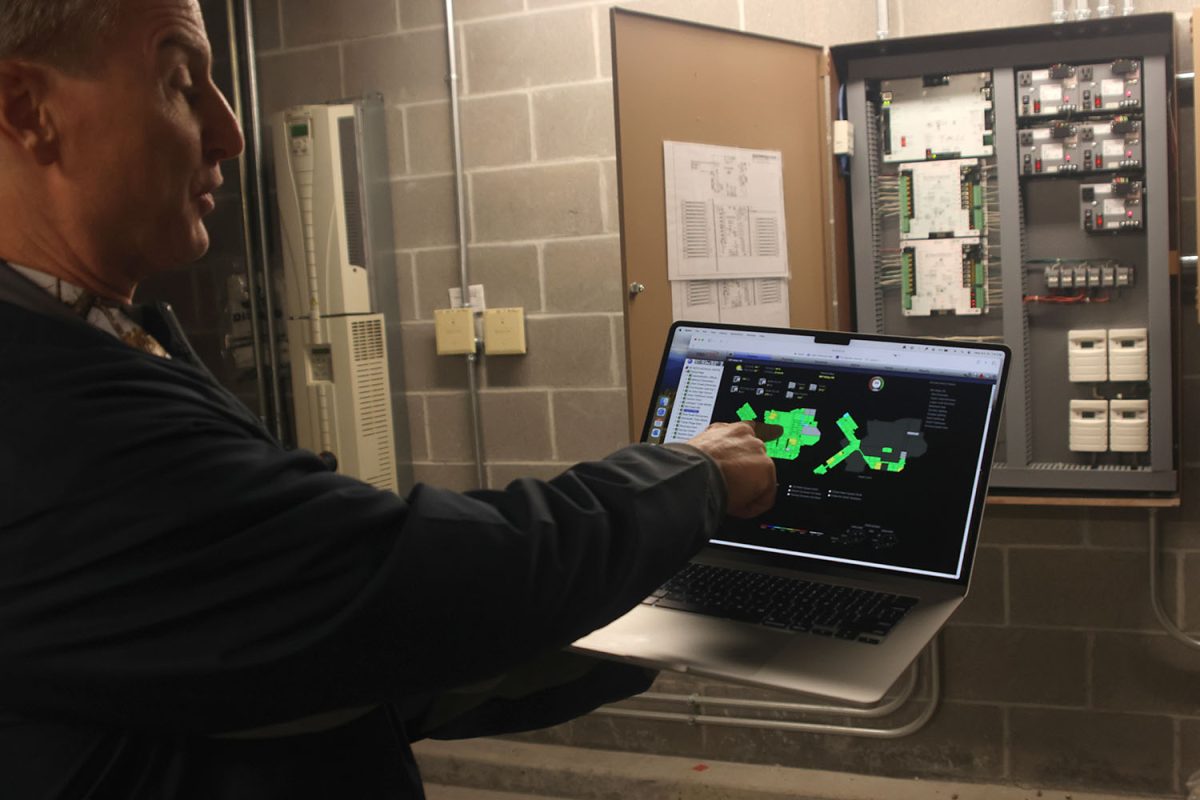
[0,260,90,326]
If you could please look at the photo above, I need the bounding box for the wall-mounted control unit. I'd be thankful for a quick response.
[1081,178,1144,233]
[1110,399,1150,452]
[274,99,409,493]
[1016,59,1142,118]
[1069,399,1109,452]
[1068,329,1108,382]
[838,16,1175,495]
[1019,116,1142,175]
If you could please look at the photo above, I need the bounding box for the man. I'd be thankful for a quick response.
[0,1,778,798]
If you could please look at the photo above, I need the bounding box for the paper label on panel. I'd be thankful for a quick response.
[670,278,789,328]
[663,141,789,281]
[1102,138,1126,157]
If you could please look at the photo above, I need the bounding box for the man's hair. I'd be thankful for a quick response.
[0,0,122,70]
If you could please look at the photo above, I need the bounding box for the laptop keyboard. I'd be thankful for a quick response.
[642,562,918,645]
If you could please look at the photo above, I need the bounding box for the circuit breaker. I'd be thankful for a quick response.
[836,15,1176,496]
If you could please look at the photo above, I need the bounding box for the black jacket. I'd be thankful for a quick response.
[0,263,725,798]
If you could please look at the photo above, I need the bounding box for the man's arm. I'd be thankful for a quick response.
[0,337,766,736]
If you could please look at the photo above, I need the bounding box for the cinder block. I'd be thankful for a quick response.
[554,389,631,461]
[406,103,455,175]
[480,391,554,461]
[1010,708,1174,794]
[282,0,397,46]
[940,626,1087,705]
[544,238,622,313]
[1009,547,1164,631]
[484,316,615,389]
[463,9,595,94]
[462,95,532,169]
[344,30,449,104]
[745,0,879,44]
[471,163,604,242]
[533,83,615,160]
[392,176,458,249]
[1093,632,1200,716]
[255,47,342,118]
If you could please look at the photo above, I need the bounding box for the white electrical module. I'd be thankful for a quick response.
[1069,399,1109,452]
[900,237,986,316]
[1067,329,1108,382]
[880,72,994,163]
[1110,399,1149,452]
[275,102,399,493]
[1108,327,1148,381]
[899,158,984,240]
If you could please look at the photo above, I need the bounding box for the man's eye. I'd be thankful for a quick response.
[172,68,197,101]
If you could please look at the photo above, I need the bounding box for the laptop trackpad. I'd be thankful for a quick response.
[575,606,781,673]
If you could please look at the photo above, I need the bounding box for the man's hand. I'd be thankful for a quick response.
[686,422,779,519]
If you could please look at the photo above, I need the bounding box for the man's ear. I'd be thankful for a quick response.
[0,60,58,165]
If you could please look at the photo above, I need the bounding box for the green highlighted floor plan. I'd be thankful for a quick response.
[736,402,821,460]
[737,402,927,475]
[815,413,926,475]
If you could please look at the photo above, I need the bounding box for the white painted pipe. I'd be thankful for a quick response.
[1072,0,1092,20]
[1122,0,1135,14]
[875,0,889,40]
[1051,0,1068,23]
[1097,0,1116,17]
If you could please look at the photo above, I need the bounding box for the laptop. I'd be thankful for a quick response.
[572,321,1009,704]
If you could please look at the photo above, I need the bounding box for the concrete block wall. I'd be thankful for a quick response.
[250,0,1200,795]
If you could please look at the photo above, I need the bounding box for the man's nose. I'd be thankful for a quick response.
[204,87,246,164]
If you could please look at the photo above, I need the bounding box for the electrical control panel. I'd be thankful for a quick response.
[837,15,1176,497]
[881,73,994,163]
[1017,59,1143,118]
[899,159,985,239]
[900,238,987,316]
[1019,116,1143,175]
[1080,178,1144,232]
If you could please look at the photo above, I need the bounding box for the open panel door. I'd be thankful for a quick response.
[612,9,847,438]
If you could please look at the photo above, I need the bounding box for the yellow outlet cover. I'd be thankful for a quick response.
[483,307,527,355]
[434,307,477,355]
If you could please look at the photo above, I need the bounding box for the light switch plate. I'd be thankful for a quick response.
[434,307,477,355]
[483,307,526,355]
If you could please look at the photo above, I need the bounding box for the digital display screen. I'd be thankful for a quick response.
[290,122,310,139]
[646,326,1005,581]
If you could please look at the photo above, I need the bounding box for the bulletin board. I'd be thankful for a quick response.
[611,8,849,438]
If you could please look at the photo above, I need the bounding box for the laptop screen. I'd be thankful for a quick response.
[644,323,1009,583]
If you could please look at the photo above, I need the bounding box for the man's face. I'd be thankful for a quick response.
[49,0,244,282]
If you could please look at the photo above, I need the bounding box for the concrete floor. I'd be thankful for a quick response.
[426,787,571,800]
[415,738,1177,800]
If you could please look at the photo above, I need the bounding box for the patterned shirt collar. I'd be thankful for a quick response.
[7,263,171,359]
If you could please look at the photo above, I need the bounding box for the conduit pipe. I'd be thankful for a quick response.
[635,659,918,720]
[1051,0,1069,23]
[443,0,487,489]
[875,0,889,40]
[235,0,285,440]
[595,640,938,739]
[1148,509,1200,650]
